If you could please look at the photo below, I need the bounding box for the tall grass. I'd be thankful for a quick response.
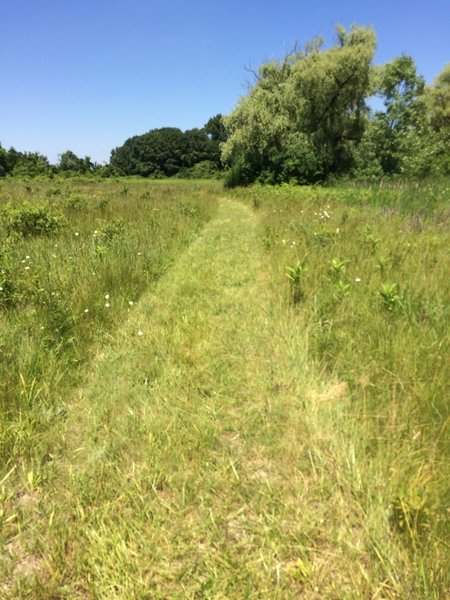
[0,178,219,466]
[233,180,450,596]
[1,177,448,596]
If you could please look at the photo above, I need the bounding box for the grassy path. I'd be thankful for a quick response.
[5,199,403,598]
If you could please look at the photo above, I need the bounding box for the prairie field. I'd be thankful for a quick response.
[0,178,448,598]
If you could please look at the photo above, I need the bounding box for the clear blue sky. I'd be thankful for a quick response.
[1,0,449,164]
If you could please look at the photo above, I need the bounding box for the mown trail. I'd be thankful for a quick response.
[7,199,393,598]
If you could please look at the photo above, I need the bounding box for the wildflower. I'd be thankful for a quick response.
[105,303,110,308]
[84,308,89,313]
[0,287,3,291]
[104,294,110,300]
[355,277,362,283]
[137,252,142,256]
[129,300,134,306]
[75,232,79,236]
[25,255,30,260]
[137,330,144,336]
[336,228,340,234]
[24,266,30,270]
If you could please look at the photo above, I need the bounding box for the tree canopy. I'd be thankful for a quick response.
[110,117,226,178]
[58,150,94,174]
[1,27,448,184]
[222,26,450,185]
[0,145,52,178]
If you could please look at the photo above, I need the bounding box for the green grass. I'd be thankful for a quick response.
[0,178,219,464]
[0,178,448,598]
[233,180,450,596]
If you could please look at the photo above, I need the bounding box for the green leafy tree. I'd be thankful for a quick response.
[426,63,450,131]
[0,146,24,176]
[11,152,52,177]
[357,56,426,175]
[355,59,450,177]
[110,123,222,177]
[222,25,377,185]
[0,144,8,177]
[204,114,228,143]
[420,64,450,174]
[58,150,93,174]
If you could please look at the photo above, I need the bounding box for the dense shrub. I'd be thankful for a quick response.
[3,203,62,237]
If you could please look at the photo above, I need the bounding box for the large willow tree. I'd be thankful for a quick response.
[222,26,377,185]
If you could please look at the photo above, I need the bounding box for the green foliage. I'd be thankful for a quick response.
[12,152,52,178]
[222,25,377,185]
[3,202,62,237]
[379,282,403,313]
[355,56,426,177]
[286,259,305,303]
[425,63,450,132]
[333,279,350,301]
[329,257,348,277]
[223,159,254,188]
[58,150,94,174]
[177,160,221,180]
[110,121,223,178]
[223,27,449,185]
[204,113,228,142]
[0,145,53,178]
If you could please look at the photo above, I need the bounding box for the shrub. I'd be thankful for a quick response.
[223,160,254,188]
[4,203,62,237]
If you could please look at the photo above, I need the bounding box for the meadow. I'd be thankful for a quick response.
[233,180,450,595]
[0,177,448,598]
[0,178,219,464]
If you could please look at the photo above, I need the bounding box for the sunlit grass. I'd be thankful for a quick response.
[0,178,219,465]
[233,179,450,596]
[0,178,448,598]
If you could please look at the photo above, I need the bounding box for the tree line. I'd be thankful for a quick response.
[0,115,227,180]
[1,26,449,184]
[222,26,449,186]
